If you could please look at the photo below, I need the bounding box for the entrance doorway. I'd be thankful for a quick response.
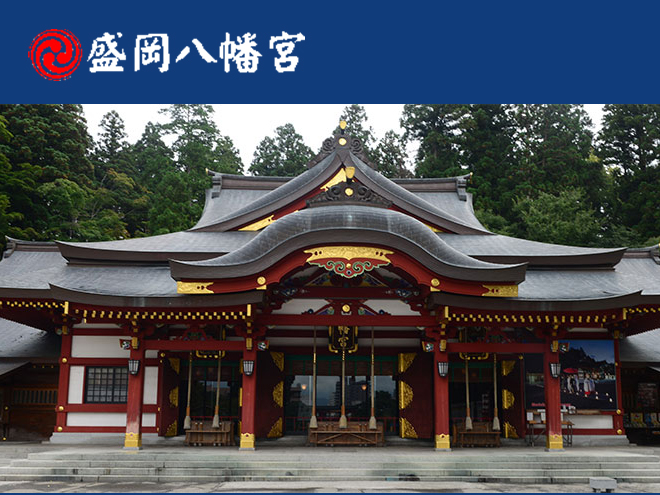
[177,357,241,435]
[283,355,398,435]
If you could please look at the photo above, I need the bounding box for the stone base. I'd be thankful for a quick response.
[572,435,630,447]
[434,448,452,452]
[49,432,177,445]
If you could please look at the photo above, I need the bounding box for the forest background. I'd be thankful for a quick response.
[0,104,658,251]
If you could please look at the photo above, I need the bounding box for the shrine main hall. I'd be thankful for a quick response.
[1,127,660,451]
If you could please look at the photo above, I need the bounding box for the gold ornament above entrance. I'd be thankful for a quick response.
[304,246,393,278]
[328,326,358,353]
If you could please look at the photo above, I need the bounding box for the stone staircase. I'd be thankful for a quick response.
[1,447,660,484]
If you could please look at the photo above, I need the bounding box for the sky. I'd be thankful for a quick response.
[82,104,605,170]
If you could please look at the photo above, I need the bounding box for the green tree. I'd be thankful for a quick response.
[598,105,660,245]
[249,123,312,176]
[333,104,376,153]
[512,104,603,205]
[371,130,411,178]
[514,188,604,247]
[0,104,94,241]
[401,104,464,178]
[157,104,243,231]
[459,104,517,217]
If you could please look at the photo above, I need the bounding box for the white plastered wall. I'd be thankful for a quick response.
[66,413,156,427]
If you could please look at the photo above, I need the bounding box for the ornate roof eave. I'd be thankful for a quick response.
[47,284,265,309]
[428,290,647,312]
[470,247,627,268]
[169,206,526,284]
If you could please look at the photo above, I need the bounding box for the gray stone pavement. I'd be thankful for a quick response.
[1,442,660,492]
[2,480,660,492]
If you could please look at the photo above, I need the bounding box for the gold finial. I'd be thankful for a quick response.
[339,120,347,130]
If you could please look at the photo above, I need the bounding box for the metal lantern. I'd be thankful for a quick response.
[437,361,449,377]
[128,359,140,376]
[242,359,255,376]
[549,362,561,378]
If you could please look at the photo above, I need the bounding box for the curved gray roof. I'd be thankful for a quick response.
[440,234,626,267]
[190,144,490,234]
[171,205,526,282]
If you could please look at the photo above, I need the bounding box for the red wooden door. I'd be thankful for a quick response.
[158,356,181,437]
[254,351,285,438]
[398,352,433,439]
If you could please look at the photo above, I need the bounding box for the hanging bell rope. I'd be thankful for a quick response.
[464,358,473,431]
[492,353,500,431]
[369,326,377,430]
[309,326,318,429]
[212,351,223,428]
[339,346,347,428]
[184,351,193,430]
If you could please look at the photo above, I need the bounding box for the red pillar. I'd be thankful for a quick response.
[544,345,563,450]
[613,338,625,436]
[55,331,72,434]
[124,345,145,449]
[433,342,451,450]
[240,345,257,450]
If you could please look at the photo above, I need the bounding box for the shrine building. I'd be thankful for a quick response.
[1,127,660,451]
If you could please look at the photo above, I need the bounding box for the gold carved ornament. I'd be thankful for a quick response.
[400,418,418,439]
[398,353,416,374]
[320,167,351,191]
[169,387,179,408]
[267,417,283,438]
[502,389,515,410]
[239,215,275,231]
[399,381,413,410]
[272,381,284,408]
[503,421,519,439]
[177,281,214,294]
[482,284,518,297]
[501,360,516,377]
[270,351,284,372]
[124,431,142,448]
[168,358,180,374]
[304,246,393,279]
[165,421,178,437]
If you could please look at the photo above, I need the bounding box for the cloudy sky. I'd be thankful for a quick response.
[82,104,605,170]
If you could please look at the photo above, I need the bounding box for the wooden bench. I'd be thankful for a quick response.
[308,421,384,447]
[185,421,235,446]
[453,421,500,448]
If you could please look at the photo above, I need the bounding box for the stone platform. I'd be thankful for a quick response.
[0,442,659,485]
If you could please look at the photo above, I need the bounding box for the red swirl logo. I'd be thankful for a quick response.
[29,29,82,81]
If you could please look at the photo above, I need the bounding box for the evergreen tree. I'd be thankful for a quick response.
[513,188,604,247]
[249,123,312,177]
[598,105,660,245]
[371,130,411,178]
[459,104,516,217]
[333,104,376,154]
[0,104,94,242]
[401,104,464,178]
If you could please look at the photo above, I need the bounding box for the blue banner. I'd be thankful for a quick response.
[3,1,659,102]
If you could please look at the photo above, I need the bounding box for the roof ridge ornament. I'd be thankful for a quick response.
[307,120,377,170]
[307,173,392,209]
